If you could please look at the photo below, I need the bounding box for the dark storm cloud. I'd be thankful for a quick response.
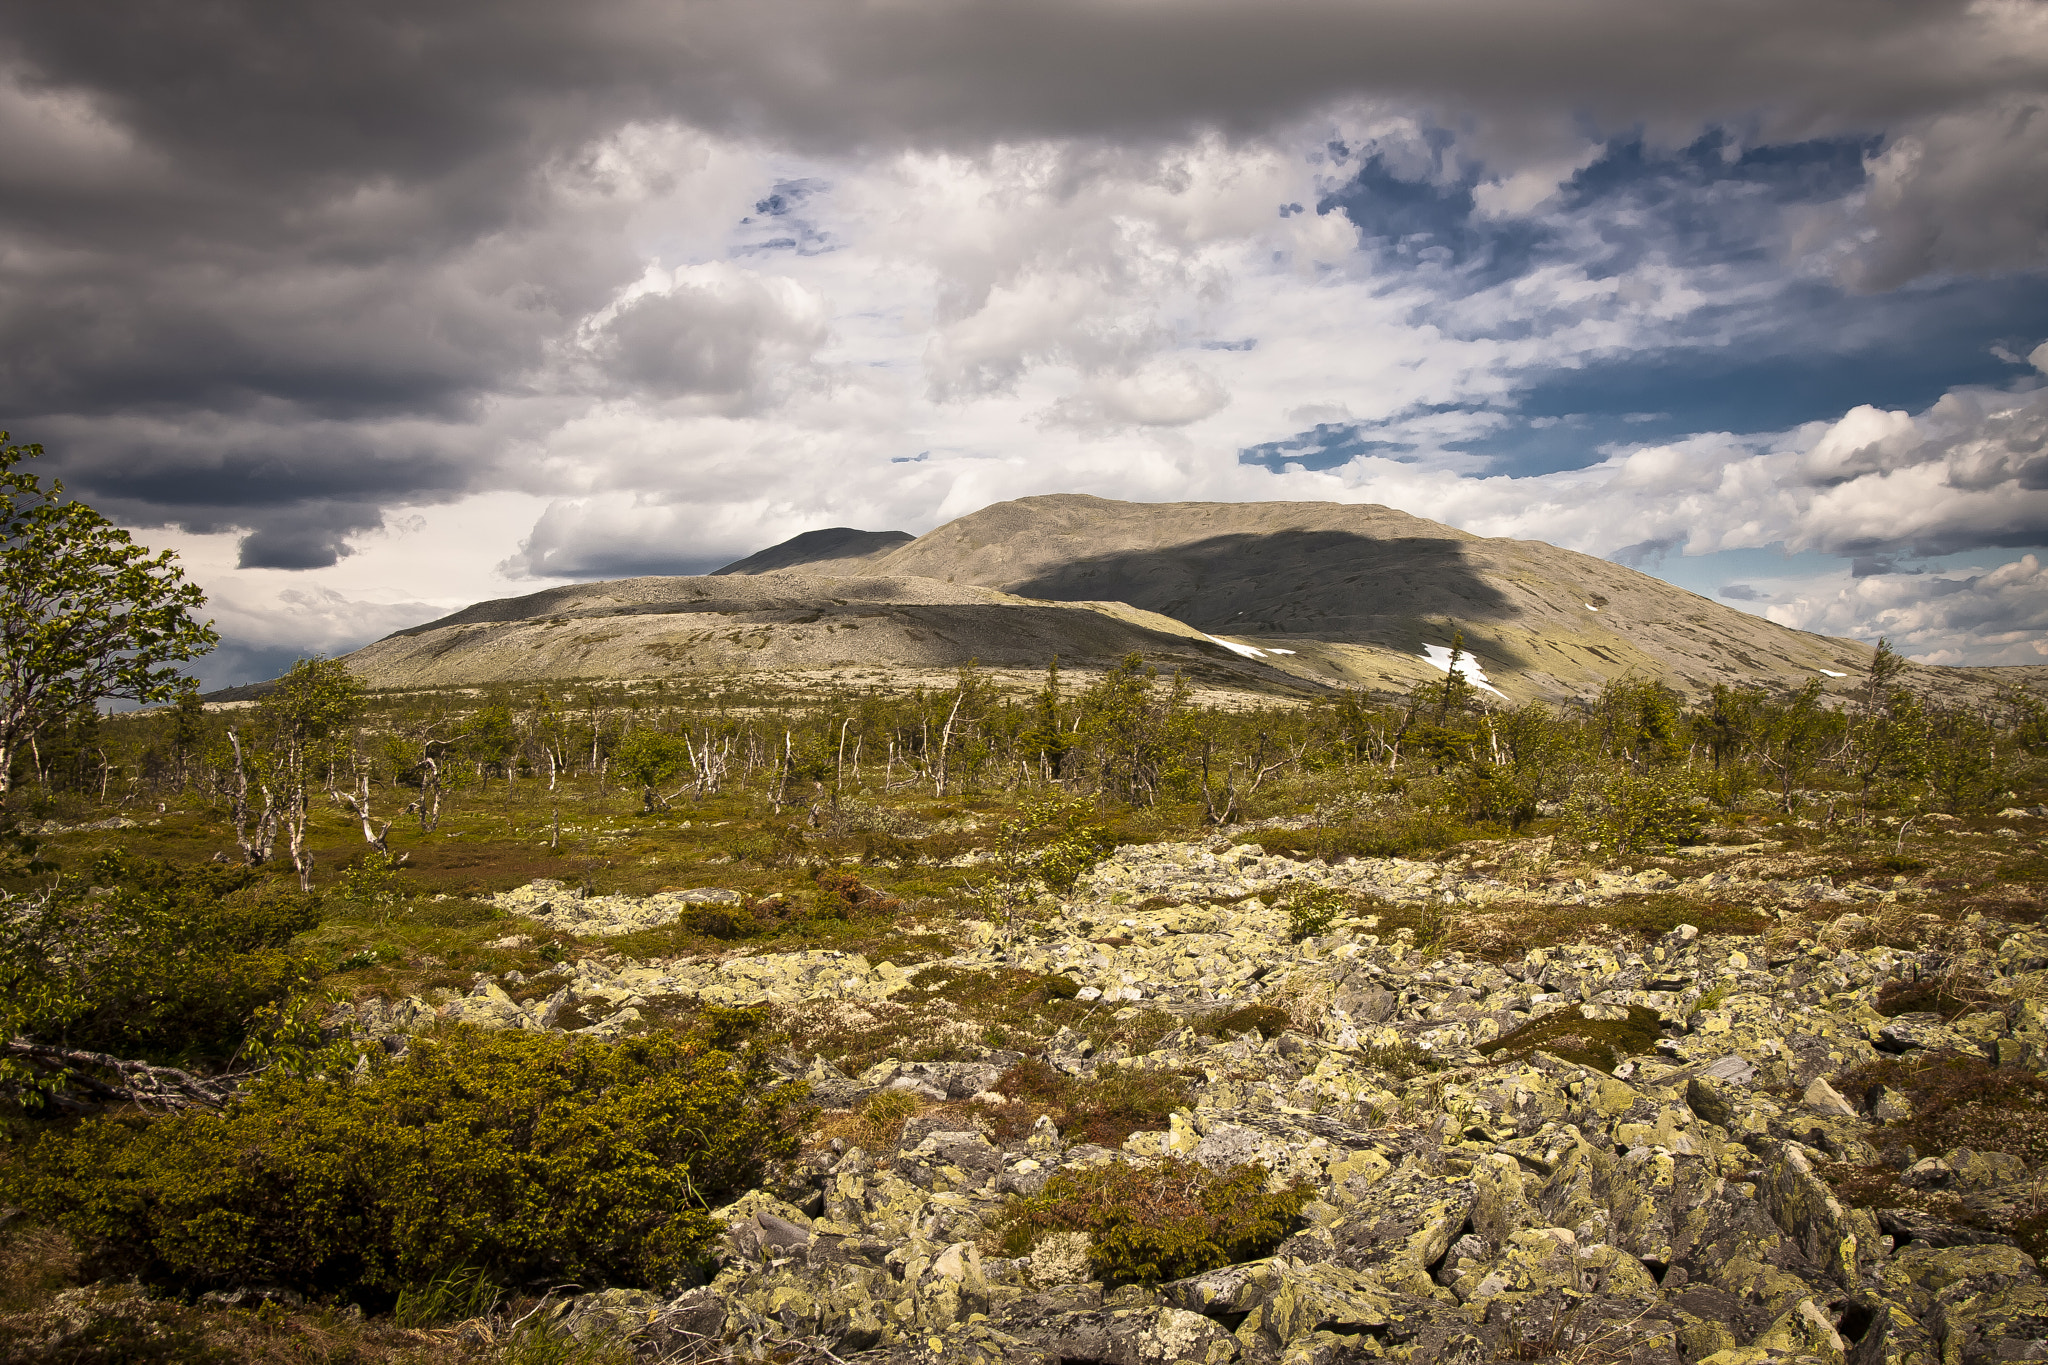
[0,0,2042,562]
[30,412,480,568]
[8,2,2027,167]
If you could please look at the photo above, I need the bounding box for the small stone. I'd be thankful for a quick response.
[1802,1076,1857,1117]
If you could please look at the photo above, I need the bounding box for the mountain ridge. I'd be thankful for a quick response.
[318,495,2044,705]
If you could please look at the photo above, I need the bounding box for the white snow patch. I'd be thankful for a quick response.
[1420,643,1507,698]
[1583,603,1599,612]
[1204,634,1268,659]
[1268,647,1297,655]
[1818,669,1848,678]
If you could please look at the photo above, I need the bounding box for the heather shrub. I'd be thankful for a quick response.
[992,1157,1306,1286]
[991,1059,1188,1148]
[1196,1004,1293,1040]
[4,1023,806,1303]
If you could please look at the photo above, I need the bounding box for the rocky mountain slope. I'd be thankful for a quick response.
[713,528,915,577]
[724,496,1891,703]
[333,494,2046,704]
[339,570,1312,694]
[287,826,2048,1365]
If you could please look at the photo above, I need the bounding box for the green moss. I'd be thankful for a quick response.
[1478,1005,1665,1074]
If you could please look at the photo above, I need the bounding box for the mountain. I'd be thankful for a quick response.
[337,570,1312,694]
[709,527,913,576]
[715,494,1883,701]
[332,494,2036,703]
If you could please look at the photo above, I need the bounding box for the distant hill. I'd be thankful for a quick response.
[720,494,1883,701]
[710,527,912,576]
[338,570,1312,694]
[327,494,2045,705]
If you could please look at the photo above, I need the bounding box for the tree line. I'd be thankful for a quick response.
[31,637,2046,871]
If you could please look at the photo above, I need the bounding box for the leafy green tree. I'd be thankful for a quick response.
[1923,704,2003,814]
[1463,703,1581,828]
[1024,656,1073,780]
[1849,688,1929,819]
[1566,766,1704,858]
[1074,653,1187,805]
[0,435,217,806]
[1861,635,1909,716]
[1596,678,1687,768]
[462,697,518,787]
[526,687,574,787]
[612,727,691,812]
[977,795,1110,936]
[1756,679,1839,810]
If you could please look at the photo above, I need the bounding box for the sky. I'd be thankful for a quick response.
[3,0,2048,689]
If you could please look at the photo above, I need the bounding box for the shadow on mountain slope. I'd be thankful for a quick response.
[1001,530,1515,648]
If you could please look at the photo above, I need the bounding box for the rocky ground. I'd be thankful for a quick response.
[284,835,2048,1364]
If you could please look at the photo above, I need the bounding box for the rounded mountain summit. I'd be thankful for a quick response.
[333,495,1992,703]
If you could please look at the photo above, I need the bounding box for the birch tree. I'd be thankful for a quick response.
[0,436,216,805]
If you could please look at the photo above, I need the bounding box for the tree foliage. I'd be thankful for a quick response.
[0,435,217,801]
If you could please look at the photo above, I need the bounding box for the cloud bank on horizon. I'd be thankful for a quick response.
[3,0,2048,685]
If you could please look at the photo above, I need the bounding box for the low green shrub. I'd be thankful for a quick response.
[1280,884,1347,941]
[1256,810,1467,862]
[810,869,902,921]
[402,897,505,929]
[3,1023,806,1303]
[991,1157,1307,1286]
[680,901,765,940]
[1,853,320,1075]
[860,829,920,869]
[1357,1038,1444,1081]
[1563,769,1705,858]
[1596,893,1771,941]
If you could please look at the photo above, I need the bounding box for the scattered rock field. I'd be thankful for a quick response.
[325,840,2048,1363]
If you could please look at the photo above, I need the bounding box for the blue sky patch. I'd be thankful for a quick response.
[1238,423,1416,472]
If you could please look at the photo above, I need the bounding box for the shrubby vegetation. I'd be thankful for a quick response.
[1,853,319,1090]
[5,1020,803,1304]
[991,1157,1308,1286]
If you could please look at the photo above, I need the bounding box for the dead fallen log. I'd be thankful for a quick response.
[6,1037,250,1110]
